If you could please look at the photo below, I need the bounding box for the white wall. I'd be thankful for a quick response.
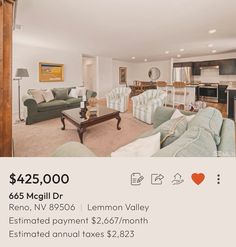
[112,60,135,88]
[82,57,96,91]
[112,59,172,88]
[13,43,83,115]
[174,52,236,83]
[131,60,172,82]
[96,57,113,98]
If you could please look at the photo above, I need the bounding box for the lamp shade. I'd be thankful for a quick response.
[15,68,29,78]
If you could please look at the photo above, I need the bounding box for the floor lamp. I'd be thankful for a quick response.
[14,68,29,122]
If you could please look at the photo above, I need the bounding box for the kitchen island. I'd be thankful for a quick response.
[165,84,198,106]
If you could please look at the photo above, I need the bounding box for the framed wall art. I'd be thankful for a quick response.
[119,67,127,84]
[39,62,64,82]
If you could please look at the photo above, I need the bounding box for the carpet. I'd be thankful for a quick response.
[13,112,152,157]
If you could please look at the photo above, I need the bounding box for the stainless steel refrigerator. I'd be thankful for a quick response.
[172,66,193,83]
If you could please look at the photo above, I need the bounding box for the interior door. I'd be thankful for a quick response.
[0,0,16,157]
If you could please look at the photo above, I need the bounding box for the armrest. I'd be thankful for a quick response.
[86,90,97,99]
[51,142,97,157]
[22,94,38,113]
[218,119,236,157]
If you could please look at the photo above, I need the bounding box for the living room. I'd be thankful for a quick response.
[1,0,236,157]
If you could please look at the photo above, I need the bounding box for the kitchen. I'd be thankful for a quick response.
[172,58,236,120]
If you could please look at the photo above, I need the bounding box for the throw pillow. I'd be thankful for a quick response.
[53,88,69,100]
[171,109,195,122]
[111,132,160,157]
[138,116,188,148]
[42,89,54,102]
[69,88,79,98]
[30,89,45,104]
[76,86,86,97]
[154,127,217,157]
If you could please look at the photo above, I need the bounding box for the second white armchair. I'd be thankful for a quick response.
[131,89,167,124]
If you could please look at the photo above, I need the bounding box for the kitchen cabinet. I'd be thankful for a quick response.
[173,62,193,68]
[227,89,236,119]
[192,62,201,75]
[218,85,227,104]
[219,59,236,75]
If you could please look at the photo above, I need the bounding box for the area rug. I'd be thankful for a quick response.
[13,112,152,157]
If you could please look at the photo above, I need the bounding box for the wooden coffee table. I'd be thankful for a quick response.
[61,105,121,143]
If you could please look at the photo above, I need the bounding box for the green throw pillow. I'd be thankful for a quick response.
[53,88,69,100]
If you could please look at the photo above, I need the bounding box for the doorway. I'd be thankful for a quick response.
[82,55,96,91]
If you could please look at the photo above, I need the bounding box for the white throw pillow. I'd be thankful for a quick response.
[76,86,86,97]
[42,89,54,102]
[30,89,45,104]
[171,109,195,122]
[111,132,160,157]
[69,88,79,98]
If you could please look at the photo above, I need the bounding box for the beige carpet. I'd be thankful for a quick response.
[13,112,152,157]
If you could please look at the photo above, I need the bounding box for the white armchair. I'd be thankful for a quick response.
[131,89,167,124]
[106,87,131,112]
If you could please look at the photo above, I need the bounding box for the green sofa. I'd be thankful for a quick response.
[23,87,97,125]
[52,106,236,157]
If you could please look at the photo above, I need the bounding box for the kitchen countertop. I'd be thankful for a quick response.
[166,84,198,88]
[226,82,236,91]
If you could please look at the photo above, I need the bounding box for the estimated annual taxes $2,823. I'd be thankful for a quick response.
[9,173,70,186]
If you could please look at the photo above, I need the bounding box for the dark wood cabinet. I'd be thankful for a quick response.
[175,59,236,76]
[192,62,201,75]
[218,85,228,104]
[219,59,236,75]
[227,90,236,119]
[173,62,193,68]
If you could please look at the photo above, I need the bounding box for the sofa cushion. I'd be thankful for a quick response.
[111,132,160,157]
[66,97,82,107]
[69,88,79,98]
[53,88,69,100]
[38,100,67,112]
[154,127,218,157]
[29,89,45,104]
[139,116,188,148]
[188,107,223,145]
[42,89,54,102]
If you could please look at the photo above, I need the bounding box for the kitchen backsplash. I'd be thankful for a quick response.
[194,67,236,83]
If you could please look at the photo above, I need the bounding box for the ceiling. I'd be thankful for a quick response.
[14,0,236,62]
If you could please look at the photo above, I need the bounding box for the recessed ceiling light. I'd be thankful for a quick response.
[212,50,217,53]
[180,48,185,52]
[208,29,217,34]
[177,54,181,58]
[208,44,213,48]
[131,57,136,60]
[165,51,169,54]
[144,59,148,62]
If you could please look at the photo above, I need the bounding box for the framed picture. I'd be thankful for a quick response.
[39,62,64,82]
[119,67,127,84]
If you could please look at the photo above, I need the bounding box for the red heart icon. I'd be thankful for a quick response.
[192,173,205,185]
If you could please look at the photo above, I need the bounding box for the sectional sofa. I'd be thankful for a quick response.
[52,106,236,157]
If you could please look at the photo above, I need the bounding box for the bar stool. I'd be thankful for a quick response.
[157,81,168,106]
[172,82,189,109]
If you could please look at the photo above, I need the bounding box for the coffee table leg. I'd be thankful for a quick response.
[61,116,66,130]
[116,114,121,130]
[77,127,86,144]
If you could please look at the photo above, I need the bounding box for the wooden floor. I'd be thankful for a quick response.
[206,102,227,118]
